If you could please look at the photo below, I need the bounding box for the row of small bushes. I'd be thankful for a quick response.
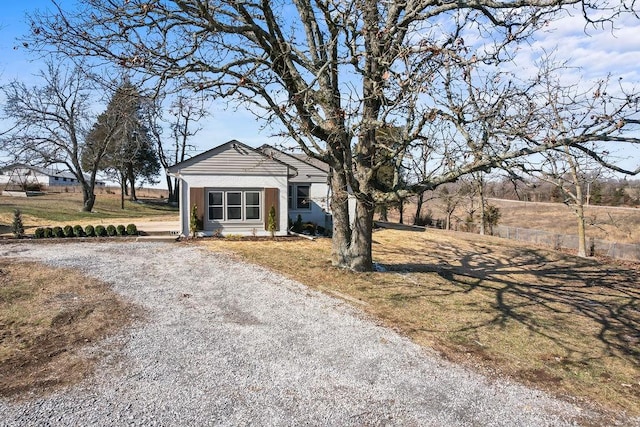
[34,224,138,239]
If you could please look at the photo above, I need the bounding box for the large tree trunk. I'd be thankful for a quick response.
[348,196,375,272]
[330,168,352,268]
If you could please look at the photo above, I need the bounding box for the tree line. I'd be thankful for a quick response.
[486,176,640,207]
[1,63,207,211]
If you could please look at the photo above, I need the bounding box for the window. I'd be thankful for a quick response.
[207,190,261,222]
[208,192,223,220]
[227,192,242,220]
[245,192,260,220]
[288,184,312,210]
[296,185,311,210]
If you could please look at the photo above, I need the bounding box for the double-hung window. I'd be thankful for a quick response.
[208,190,261,221]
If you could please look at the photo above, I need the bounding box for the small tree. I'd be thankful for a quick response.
[267,205,277,238]
[11,209,25,238]
[190,204,199,238]
[483,204,502,236]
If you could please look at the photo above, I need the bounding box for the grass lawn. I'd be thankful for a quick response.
[0,258,140,397]
[0,190,177,233]
[202,228,640,417]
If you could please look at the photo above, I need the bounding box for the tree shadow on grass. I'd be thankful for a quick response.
[376,240,640,365]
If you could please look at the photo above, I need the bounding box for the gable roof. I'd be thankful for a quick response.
[167,140,297,177]
[290,154,330,174]
[258,145,330,183]
[0,163,78,180]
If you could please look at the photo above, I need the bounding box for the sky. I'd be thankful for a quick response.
[1,1,639,183]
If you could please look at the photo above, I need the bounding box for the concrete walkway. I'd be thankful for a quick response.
[135,220,180,235]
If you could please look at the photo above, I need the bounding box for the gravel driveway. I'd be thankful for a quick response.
[0,242,624,426]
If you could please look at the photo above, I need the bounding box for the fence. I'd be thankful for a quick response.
[493,225,640,262]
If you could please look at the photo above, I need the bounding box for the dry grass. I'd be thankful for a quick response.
[202,229,640,417]
[0,257,141,398]
[491,199,640,244]
[404,197,640,244]
[0,190,177,235]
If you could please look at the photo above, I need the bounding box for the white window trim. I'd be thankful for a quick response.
[207,189,262,222]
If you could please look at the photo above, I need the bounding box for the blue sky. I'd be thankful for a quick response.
[0,1,269,152]
[1,1,639,177]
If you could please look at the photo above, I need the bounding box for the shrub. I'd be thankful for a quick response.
[84,225,95,237]
[63,225,75,238]
[413,210,433,227]
[267,205,277,237]
[483,204,501,235]
[292,214,303,233]
[302,222,316,235]
[52,226,64,238]
[34,227,45,239]
[43,227,53,238]
[106,225,117,236]
[126,224,138,236]
[95,225,107,237]
[73,225,84,237]
[23,182,42,192]
[190,205,199,238]
[11,209,25,238]
[116,224,126,236]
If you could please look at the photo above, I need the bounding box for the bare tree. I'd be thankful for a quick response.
[509,70,640,257]
[1,61,112,211]
[26,1,640,270]
[144,91,208,203]
[439,185,464,231]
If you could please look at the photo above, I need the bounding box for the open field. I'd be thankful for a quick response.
[203,229,640,417]
[392,198,640,244]
[490,199,640,244]
[0,257,140,398]
[0,188,178,235]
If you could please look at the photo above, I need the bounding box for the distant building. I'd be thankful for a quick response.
[0,163,105,191]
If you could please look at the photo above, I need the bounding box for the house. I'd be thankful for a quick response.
[167,140,335,237]
[0,163,105,192]
[258,144,332,228]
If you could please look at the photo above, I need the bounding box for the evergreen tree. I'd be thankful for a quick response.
[11,209,25,238]
[84,81,160,203]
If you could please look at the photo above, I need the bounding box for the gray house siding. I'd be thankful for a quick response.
[258,145,332,227]
[169,140,291,177]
